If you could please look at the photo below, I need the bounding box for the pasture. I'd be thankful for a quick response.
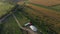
[1,11,29,34]
[0,2,14,18]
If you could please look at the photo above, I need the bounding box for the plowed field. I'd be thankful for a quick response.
[29,0,60,6]
[26,4,60,19]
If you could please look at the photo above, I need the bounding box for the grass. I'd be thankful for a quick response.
[1,15,22,34]
[1,11,29,34]
[14,11,29,26]
[21,7,49,34]
[21,6,60,34]
[50,5,60,11]
[0,2,14,18]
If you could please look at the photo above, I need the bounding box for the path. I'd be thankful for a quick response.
[0,13,11,23]
[12,13,38,34]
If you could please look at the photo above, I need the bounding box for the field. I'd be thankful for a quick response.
[26,3,60,19]
[0,2,14,18]
[0,0,60,34]
[1,11,29,34]
[19,2,60,34]
[29,0,60,6]
[50,5,60,11]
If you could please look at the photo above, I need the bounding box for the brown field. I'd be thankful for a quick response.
[29,0,60,6]
[26,4,60,19]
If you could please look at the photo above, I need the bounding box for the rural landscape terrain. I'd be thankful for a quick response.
[0,0,60,34]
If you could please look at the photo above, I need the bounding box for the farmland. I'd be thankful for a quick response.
[25,3,60,19]
[21,7,60,34]
[0,0,60,34]
[29,0,60,6]
[20,2,60,34]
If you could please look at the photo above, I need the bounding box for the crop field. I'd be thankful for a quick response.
[27,3,60,12]
[21,8,56,34]
[26,3,60,19]
[20,3,60,34]
[1,11,29,34]
[29,0,60,6]
[0,2,14,18]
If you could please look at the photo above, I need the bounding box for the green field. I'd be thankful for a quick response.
[50,5,60,11]
[0,2,14,18]
[1,11,29,34]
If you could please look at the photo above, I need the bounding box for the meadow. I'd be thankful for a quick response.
[1,11,29,34]
[0,2,14,18]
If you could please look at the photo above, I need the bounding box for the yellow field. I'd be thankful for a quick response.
[29,0,60,6]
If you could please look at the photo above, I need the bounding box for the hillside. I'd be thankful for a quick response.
[0,0,60,34]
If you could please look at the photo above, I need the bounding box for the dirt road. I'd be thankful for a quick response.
[0,13,11,23]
